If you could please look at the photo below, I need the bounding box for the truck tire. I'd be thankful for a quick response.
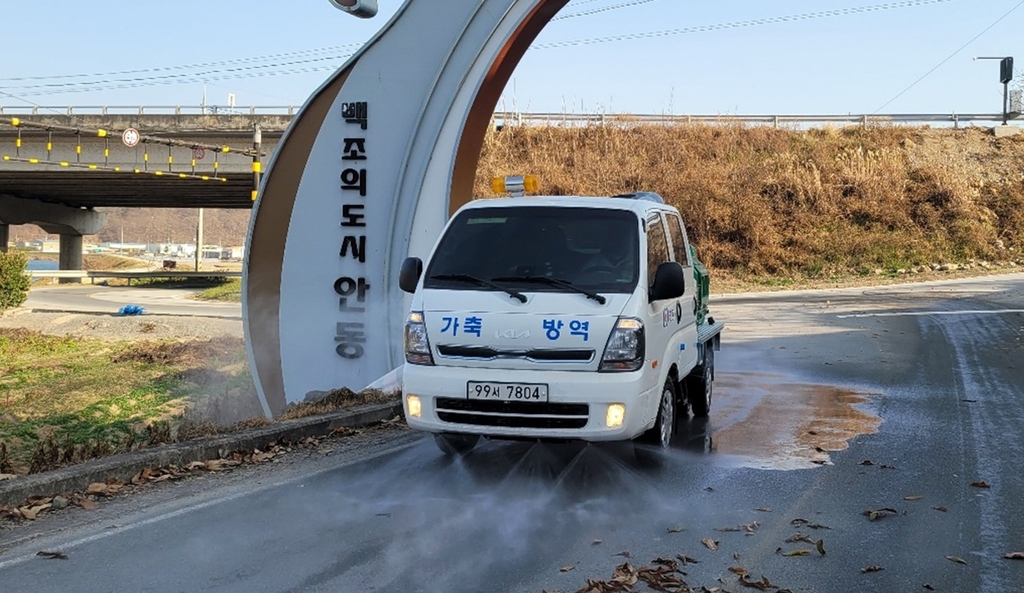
[434,433,480,456]
[643,376,678,449]
[688,345,714,418]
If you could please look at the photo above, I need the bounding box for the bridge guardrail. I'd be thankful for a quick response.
[0,107,1020,128]
[0,106,298,116]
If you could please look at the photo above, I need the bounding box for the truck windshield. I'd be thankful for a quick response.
[424,206,639,294]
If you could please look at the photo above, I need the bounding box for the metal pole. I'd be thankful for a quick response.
[252,123,262,202]
[195,208,204,272]
[1003,81,1009,125]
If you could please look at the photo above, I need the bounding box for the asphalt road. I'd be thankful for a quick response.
[2,274,1023,593]
[24,285,241,318]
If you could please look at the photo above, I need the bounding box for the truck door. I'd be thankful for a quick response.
[645,214,679,389]
[665,212,699,373]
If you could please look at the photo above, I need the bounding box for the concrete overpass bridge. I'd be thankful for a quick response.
[0,106,292,268]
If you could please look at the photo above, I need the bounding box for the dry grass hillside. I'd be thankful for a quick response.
[475,125,1024,279]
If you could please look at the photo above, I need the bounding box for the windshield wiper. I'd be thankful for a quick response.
[491,276,607,305]
[428,274,527,303]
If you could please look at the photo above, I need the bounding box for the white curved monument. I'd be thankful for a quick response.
[244,0,569,416]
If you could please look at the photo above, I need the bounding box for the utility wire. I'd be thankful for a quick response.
[534,0,957,49]
[0,0,956,97]
[554,0,662,21]
[874,0,1024,112]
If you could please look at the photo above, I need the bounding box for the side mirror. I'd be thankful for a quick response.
[399,257,423,293]
[650,261,686,302]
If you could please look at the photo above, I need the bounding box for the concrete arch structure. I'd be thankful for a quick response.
[245,0,568,416]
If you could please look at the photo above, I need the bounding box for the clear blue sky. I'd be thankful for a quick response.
[1,0,1022,115]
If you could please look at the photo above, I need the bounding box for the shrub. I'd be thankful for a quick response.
[0,250,31,310]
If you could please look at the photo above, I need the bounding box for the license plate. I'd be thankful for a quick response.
[467,381,549,402]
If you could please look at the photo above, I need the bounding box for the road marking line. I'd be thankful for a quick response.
[838,309,1024,319]
[0,439,420,571]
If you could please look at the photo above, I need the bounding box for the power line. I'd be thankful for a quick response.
[874,0,1024,112]
[533,0,958,49]
[554,0,662,21]
[0,0,657,96]
[0,0,957,98]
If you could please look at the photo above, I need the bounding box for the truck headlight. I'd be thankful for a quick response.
[404,311,434,365]
[599,318,645,372]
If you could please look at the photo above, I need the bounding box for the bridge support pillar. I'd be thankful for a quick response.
[59,233,84,281]
[0,194,105,273]
[0,223,8,253]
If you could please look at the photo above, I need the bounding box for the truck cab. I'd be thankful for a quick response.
[399,189,722,455]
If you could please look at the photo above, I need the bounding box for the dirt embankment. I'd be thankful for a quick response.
[475,125,1024,280]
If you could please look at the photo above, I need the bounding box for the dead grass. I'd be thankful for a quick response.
[475,125,1024,280]
[0,331,256,475]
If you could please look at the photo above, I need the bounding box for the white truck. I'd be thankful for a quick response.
[398,184,723,455]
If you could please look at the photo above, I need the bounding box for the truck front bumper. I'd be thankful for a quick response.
[402,364,658,442]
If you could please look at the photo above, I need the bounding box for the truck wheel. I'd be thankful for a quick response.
[688,346,714,417]
[643,377,678,449]
[434,433,480,456]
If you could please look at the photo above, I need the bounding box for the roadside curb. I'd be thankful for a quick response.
[0,401,402,508]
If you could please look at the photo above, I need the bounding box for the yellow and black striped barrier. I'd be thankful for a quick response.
[1,154,230,182]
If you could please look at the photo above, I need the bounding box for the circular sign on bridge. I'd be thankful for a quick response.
[192,147,206,160]
[122,128,141,148]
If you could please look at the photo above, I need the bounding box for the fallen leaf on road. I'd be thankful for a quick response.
[1,505,23,519]
[667,525,685,533]
[923,584,935,591]
[786,534,815,544]
[790,518,809,527]
[614,551,631,558]
[86,483,109,495]
[37,550,68,560]
[861,565,884,573]
[738,574,773,590]
[946,556,968,565]
[970,481,990,489]
[782,549,811,557]
[904,495,923,501]
[863,508,898,521]
[808,522,831,530]
[19,504,51,520]
[859,460,875,466]
[880,464,896,469]
[816,540,827,556]
[592,539,602,545]
[559,566,575,572]
[1004,552,1024,560]
[702,538,719,551]
[716,526,742,532]
[728,566,748,576]
[74,497,99,511]
[676,553,699,564]
[204,459,242,471]
[754,507,772,513]
[932,506,949,513]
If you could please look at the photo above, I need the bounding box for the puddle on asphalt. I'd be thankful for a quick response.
[704,372,882,470]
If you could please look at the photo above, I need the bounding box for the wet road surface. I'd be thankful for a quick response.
[2,274,1023,592]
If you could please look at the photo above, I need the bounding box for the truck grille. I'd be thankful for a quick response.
[436,345,595,363]
[435,397,590,429]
